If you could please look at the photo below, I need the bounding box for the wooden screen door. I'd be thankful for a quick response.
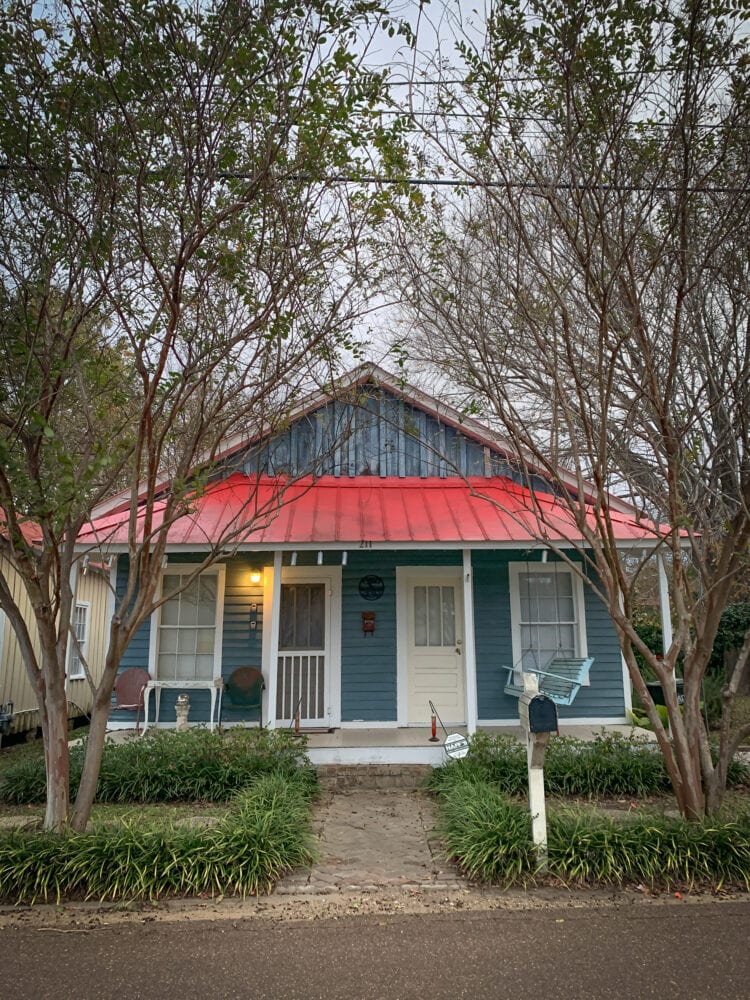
[275,581,329,726]
[406,575,465,726]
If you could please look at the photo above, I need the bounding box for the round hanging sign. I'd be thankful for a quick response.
[358,575,385,601]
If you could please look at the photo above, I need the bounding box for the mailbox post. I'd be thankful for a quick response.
[518,673,558,870]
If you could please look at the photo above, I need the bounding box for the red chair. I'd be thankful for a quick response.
[113,668,150,734]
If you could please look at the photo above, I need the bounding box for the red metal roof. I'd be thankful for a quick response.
[78,474,658,549]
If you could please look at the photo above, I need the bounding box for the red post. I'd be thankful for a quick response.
[429,715,439,742]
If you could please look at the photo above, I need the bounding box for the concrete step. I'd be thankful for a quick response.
[316,764,433,791]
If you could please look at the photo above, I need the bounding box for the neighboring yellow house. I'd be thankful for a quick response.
[0,553,111,741]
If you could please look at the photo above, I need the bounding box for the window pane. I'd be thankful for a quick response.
[160,631,178,653]
[174,654,195,679]
[161,596,180,626]
[158,653,177,679]
[177,631,196,654]
[279,586,296,649]
[427,587,441,646]
[179,578,200,626]
[197,599,215,626]
[556,597,575,621]
[196,628,214,655]
[557,625,576,656]
[195,655,213,679]
[441,587,455,646]
[414,587,427,646]
[308,586,325,649]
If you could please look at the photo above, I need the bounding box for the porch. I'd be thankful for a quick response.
[288,723,650,766]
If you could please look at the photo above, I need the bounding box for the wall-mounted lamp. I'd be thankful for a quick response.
[250,570,262,585]
[82,554,90,576]
[341,551,348,566]
[317,551,323,565]
[290,551,297,566]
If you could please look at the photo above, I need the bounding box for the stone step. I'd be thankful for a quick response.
[316,764,433,791]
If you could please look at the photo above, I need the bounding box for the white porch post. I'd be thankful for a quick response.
[462,549,478,735]
[657,554,673,653]
[65,560,79,693]
[265,551,283,730]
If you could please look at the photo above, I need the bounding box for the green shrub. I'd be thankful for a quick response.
[0,772,316,904]
[436,779,750,888]
[429,730,749,798]
[544,733,670,796]
[437,778,536,885]
[427,732,528,796]
[0,728,317,805]
[0,754,49,804]
[548,808,750,889]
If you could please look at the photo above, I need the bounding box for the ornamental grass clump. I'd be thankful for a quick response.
[0,727,317,805]
[434,779,750,889]
[0,771,316,904]
[548,808,750,889]
[437,778,536,885]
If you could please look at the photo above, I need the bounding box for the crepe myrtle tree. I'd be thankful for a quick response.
[396,0,750,818]
[0,0,416,832]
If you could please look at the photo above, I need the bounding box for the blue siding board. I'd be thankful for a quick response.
[472,551,515,720]
[341,554,397,721]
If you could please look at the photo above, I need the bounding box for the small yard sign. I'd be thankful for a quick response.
[444,733,470,759]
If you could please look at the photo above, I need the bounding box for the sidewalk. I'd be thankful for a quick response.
[276,788,465,895]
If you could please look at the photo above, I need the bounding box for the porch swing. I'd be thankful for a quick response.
[503,556,593,707]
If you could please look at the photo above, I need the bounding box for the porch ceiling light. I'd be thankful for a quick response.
[250,570,262,584]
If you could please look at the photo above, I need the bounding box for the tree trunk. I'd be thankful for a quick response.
[70,689,113,832]
[41,667,71,832]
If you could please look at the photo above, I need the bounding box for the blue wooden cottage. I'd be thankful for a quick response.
[95,365,648,762]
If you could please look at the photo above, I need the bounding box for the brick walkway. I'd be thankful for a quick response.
[275,785,465,895]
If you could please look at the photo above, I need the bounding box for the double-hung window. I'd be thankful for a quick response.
[67,603,88,680]
[156,569,224,681]
[509,563,587,683]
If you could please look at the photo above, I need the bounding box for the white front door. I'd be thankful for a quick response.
[274,568,340,727]
[404,572,465,726]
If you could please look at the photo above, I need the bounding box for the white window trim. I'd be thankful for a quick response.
[508,562,588,682]
[148,564,226,682]
[67,601,89,681]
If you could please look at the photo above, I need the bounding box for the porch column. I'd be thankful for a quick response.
[462,549,478,735]
[657,554,674,653]
[66,559,79,694]
[265,550,283,730]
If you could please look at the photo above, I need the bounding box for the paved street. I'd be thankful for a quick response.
[4,898,750,999]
